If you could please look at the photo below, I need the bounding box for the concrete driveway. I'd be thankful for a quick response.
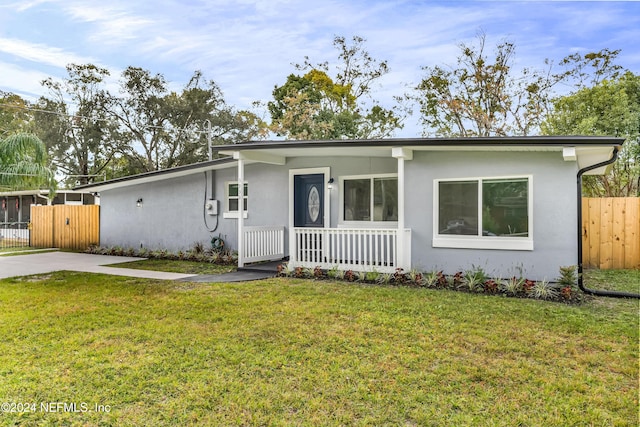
[0,251,197,280]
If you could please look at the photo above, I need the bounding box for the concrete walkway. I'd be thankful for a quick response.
[0,251,278,282]
[0,251,196,280]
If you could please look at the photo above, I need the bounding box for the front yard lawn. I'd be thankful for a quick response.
[0,271,637,426]
[111,258,235,275]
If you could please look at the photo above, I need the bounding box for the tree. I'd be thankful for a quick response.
[413,32,568,137]
[413,33,628,137]
[0,92,35,138]
[542,72,640,196]
[106,67,264,173]
[35,64,118,186]
[268,35,404,139]
[0,133,55,192]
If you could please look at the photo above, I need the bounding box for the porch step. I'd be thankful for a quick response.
[238,260,283,274]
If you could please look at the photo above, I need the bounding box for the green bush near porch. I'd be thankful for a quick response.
[0,271,637,426]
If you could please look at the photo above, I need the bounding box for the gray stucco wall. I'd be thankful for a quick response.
[99,173,224,251]
[405,151,577,280]
[99,156,397,253]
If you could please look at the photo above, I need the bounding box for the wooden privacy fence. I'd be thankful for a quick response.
[582,197,640,269]
[30,205,100,250]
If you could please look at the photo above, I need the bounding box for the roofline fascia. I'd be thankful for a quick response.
[212,136,625,152]
[74,157,235,191]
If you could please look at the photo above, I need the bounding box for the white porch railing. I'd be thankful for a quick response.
[242,225,285,264]
[291,227,411,273]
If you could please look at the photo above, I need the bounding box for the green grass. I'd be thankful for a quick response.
[583,268,640,294]
[0,270,637,426]
[0,248,58,256]
[111,258,236,275]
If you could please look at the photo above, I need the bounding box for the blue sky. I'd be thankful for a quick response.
[1,0,638,137]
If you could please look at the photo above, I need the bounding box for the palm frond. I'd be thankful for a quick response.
[0,133,55,192]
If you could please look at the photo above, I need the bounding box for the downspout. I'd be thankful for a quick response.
[577,146,640,299]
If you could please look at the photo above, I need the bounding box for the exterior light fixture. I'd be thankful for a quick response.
[327,178,335,190]
[136,198,143,207]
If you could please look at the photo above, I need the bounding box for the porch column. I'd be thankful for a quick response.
[392,147,413,271]
[236,154,245,268]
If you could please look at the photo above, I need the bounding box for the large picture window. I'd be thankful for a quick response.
[342,175,398,223]
[434,176,532,250]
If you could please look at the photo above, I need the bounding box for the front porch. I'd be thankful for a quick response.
[239,225,411,274]
[229,145,415,274]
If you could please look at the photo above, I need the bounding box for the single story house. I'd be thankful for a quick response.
[77,136,623,280]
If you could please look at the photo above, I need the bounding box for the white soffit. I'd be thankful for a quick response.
[79,161,236,192]
[576,146,616,175]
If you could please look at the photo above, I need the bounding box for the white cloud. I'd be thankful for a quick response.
[0,61,50,99]
[0,0,638,140]
[0,38,95,69]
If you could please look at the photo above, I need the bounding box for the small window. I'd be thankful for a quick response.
[434,176,532,250]
[226,182,248,213]
[342,175,398,223]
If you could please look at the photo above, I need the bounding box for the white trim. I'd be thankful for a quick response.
[563,147,577,161]
[223,212,248,219]
[288,167,331,262]
[224,181,248,214]
[237,158,245,267]
[392,146,413,160]
[233,150,286,165]
[432,236,534,251]
[433,174,534,251]
[339,173,398,225]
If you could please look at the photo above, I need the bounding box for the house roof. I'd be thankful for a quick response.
[215,135,623,151]
[75,157,236,192]
[76,136,624,192]
[0,189,92,197]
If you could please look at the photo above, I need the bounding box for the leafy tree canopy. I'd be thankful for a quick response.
[542,72,640,196]
[0,92,35,138]
[106,67,265,172]
[413,32,624,137]
[268,35,405,140]
[35,64,118,186]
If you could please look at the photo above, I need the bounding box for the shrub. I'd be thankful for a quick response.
[557,265,577,288]
[364,270,379,283]
[344,270,357,282]
[424,271,439,288]
[393,268,406,285]
[408,269,424,287]
[376,272,393,286]
[531,280,559,300]
[313,266,325,279]
[449,271,464,289]
[327,266,341,280]
[294,266,306,278]
[461,268,487,292]
[483,279,500,294]
[501,276,525,296]
[357,271,367,282]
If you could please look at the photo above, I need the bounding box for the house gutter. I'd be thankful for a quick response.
[577,146,640,299]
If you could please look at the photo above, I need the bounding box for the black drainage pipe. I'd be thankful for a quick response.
[577,146,640,299]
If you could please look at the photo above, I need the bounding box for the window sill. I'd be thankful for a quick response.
[433,236,533,251]
[338,221,399,228]
[223,212,248,219]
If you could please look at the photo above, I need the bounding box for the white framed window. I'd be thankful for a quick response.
[433,175,533,250]
[223,181,248,219]
[340,174,398,224]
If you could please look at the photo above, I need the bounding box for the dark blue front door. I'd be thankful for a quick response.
[294,174,324,227]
